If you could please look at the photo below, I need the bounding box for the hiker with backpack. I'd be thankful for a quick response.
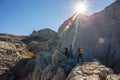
[78,47,84,63]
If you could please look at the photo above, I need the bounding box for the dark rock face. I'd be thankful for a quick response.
[58,0,120,73]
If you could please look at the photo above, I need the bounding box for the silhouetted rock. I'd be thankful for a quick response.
[58,0,120,73]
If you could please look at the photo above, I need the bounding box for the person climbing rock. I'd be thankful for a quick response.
[64,47,69,59]
[78,47,84,63]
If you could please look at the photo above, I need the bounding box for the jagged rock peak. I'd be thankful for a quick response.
[30,28,57,37]
[30,28,59,41]
[22,28,59,43]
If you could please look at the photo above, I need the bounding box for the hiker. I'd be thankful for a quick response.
[78,47,84,63]
[69,45,73,58]
[64,47,69,59]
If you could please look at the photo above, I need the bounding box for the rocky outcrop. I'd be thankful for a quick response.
[66,61,120,80]
[0,28,59,80]
[0,34,36,80]
[19,29,60,80]
[23,28,59,43]
[30,28,58,40]
[58,0,120,73]
[23,28,59,54]
[0,34,26,75]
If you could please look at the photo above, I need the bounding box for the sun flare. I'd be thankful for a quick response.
[75,2,87,14]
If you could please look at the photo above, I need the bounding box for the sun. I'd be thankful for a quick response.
[75,2,87,14]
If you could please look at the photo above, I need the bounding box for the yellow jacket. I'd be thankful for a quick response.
[79,48,84,54]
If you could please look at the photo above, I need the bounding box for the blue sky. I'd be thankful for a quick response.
[0,0,115,35]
